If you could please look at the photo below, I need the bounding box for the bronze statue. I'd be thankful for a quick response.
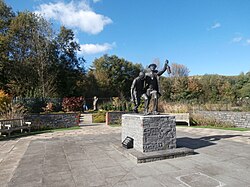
[144,60,171,115]
[131,72,148,113]
[131,60,171,115]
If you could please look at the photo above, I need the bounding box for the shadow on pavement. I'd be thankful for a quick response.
[177,135,241,149]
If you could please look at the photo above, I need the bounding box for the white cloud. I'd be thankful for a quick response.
[79,42,116,54]
[208,22,221,30]
[35,1,112,34]
[246,39,250,45]
[232,37,243,43]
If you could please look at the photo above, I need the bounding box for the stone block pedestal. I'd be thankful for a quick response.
[122,114,176,153]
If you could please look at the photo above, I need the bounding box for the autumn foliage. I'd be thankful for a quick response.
[0,90,11,108]
[62,97,84,112]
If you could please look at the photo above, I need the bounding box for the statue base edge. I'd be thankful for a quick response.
[111,143,194,164]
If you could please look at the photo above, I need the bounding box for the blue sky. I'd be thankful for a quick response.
[5,0,250,75]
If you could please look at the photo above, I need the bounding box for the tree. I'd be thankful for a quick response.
[160,77,173,101]
[0,2,89,100]
[4,12,59,97]
[170,63,190,77]
[239,83,250,98]
[55,26,86,97]
[170,76,189,102]
[4,12,40,96]
[0,0,15,90]
[186,77,203,103]
[91,55,142,98]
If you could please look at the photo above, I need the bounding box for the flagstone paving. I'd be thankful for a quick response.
[1,124,250,187]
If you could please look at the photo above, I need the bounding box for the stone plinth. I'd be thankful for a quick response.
[122,114,176,153]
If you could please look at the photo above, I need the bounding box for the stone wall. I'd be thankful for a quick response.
[106,112,131,125]
[25,113,80,130]
[122,114,176,152]
[106,111,189,126]
[195,111,250,128]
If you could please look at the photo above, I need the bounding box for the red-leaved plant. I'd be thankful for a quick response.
[62,97,84,112]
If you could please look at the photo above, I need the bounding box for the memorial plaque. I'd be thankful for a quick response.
[122,136,134,149]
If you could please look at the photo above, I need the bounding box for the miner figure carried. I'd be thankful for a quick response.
[131,59,171,115]
[130,72,148,114]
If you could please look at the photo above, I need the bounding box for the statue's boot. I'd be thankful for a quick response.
[133,108,139,113]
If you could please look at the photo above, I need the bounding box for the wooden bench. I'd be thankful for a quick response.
[165,113,190,126]
[0,118,31,137]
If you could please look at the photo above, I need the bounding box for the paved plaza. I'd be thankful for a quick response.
[1,124,250,187]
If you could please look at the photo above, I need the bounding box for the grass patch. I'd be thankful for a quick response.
[0,126,81,140]
[179,125,250,131]
[92,111,106,123]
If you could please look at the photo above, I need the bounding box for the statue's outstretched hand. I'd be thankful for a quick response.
[165,59,169,66]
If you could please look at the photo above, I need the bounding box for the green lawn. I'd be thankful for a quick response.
[108,123,250,131]
[108,124,121,127]
[179,125,250,131]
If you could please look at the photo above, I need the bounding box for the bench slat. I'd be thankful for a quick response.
[0,119,31,136]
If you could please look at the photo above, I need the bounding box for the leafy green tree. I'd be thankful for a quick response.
[0,0,14,34]
[239,83,250,98]
[237,72,250,98]
[170,76,189,102]
[91,54,142,98]
[160,77,173,102]
[4,12,39,96]
[4,12,59,97]
[186,77,203,103]
[0,0,15,90]
[55,26,86,97]
[0,1,88,100]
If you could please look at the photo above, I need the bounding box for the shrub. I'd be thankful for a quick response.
[0,90,27,119]
[0,90,11,108]
[43,102,54,113]
[92,111,106,123]
[0,102,27,120]
[62,97,84,112]
[14,98,46,113]
[158,101,190,113]
[100,99,133,112]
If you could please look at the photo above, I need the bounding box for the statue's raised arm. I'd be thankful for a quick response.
[143,59,171,115]
[157,59,171,76]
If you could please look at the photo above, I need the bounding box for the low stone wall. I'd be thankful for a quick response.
[195,111,250,128]
[106,112,131,125]
[106,111,189,126]
[25,113,80,130]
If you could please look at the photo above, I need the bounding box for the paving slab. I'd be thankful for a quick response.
[0,124,250,186]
